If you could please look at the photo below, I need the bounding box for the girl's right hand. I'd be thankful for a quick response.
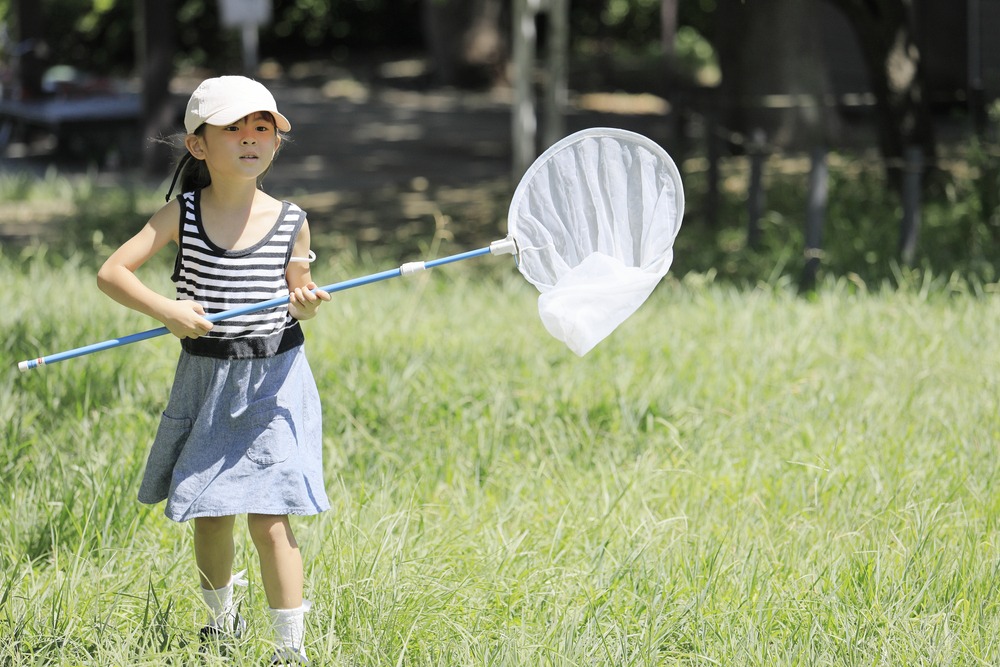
[162,300,214,339]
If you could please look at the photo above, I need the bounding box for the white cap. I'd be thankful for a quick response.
[184,76,291,134]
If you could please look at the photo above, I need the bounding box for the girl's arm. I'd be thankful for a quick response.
[97,200,214,339]
[286,220,331,321]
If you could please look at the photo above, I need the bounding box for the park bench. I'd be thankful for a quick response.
[0,92,142,165]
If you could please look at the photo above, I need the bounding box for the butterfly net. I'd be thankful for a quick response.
[506,127,685,356]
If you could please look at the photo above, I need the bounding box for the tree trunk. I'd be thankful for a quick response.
[422,0,507,88]
[823,0,934,191]
[13,0,45,99]
[714,0,836,151]
[140,0,177,175]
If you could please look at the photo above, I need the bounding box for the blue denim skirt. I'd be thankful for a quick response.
[139,345,330,522]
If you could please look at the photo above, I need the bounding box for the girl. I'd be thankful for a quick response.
[97,76,330,665]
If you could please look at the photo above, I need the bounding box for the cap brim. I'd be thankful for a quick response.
[201,106,291,132]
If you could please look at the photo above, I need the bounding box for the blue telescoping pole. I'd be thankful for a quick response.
[17,243,509,372]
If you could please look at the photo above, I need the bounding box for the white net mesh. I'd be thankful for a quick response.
[507,127,684,355]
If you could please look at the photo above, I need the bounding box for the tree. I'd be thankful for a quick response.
[422,0,507,88]
[822,0,934,190]
[713,0,837,151]
[139,0,176,175]
[11,0,45,99]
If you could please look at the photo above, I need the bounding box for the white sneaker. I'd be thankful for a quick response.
[198,613,247,643]
[269,646,310,665]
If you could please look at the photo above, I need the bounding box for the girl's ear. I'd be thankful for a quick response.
[184,134,206,160]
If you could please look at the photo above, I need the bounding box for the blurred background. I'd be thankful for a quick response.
[1,0,998,289]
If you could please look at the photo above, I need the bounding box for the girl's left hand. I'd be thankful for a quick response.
[288,282,331,320]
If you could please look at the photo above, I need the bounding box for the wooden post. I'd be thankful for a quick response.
[801,146,828,291]
[511,0,539,179]
[968,0,986,135]
[542,0,568,149]
[704,100,720,229]
[511,0,568,179]
[240,24,260,77]
[661,0,685,164]
[218,0,272,77]
[747,128,767,250]
[900,146,924,266]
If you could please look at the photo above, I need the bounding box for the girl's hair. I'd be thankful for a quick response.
[163,112,287,202]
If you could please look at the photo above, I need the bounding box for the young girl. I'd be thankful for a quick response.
[97,76,330,665]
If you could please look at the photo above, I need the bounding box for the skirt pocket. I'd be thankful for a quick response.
[245,412,293,466]
[139,414,193,503]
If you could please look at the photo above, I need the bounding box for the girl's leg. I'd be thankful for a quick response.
[194,515,237,589]
[248,514,308,661]
[193,515,243,634]
[247,514,303,608]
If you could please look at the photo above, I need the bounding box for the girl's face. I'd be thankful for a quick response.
[186,112,281,183]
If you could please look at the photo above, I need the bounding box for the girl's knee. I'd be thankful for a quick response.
[195,515,236,537]
[247,514,297,550]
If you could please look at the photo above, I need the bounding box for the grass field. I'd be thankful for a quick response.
[2,247,999,666]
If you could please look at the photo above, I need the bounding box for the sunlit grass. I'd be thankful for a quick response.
[3,248,1000,665]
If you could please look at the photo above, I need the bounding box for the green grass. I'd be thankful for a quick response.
[2,247,999,666]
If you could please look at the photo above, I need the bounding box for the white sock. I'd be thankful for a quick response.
[269,602,310,657]
[200,570,247,628]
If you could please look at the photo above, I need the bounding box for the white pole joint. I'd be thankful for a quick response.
[400,261,427,276]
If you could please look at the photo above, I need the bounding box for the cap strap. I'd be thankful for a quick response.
[165,153,193,202]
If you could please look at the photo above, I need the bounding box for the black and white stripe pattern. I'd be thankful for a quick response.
[172,190,306,359]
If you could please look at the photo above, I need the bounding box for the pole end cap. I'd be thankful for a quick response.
[490,237,518,256]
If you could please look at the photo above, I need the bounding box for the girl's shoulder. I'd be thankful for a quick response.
[253,191,292,217]
[148,197,183,240]
[255,190,283,206]
[255,193,308,226]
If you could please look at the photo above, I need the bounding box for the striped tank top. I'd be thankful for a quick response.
[171,190,305,359]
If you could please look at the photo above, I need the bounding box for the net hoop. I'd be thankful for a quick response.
[506,127,684,355]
